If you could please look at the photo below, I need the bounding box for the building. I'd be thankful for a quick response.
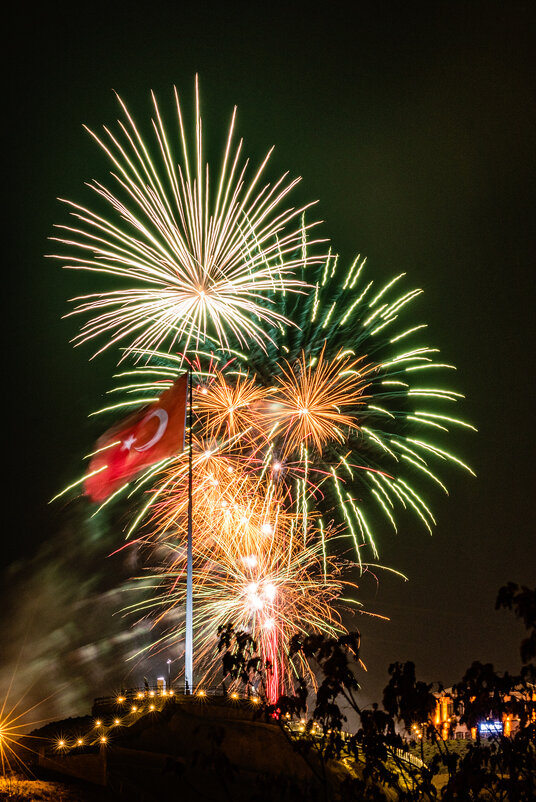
[431,684,535,741]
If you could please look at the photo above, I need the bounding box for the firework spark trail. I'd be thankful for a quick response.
[124,515,355,694]
[72,246,475,698]
[54,90,474,703]
[91,245,475,556]
[265,345,374,457]
[49,80,325,360]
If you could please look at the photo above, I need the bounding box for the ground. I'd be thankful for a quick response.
[0,772,117,801]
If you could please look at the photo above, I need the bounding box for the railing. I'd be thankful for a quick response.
[286,724,427,770]
[92,684,259,709]
[393,747,426,769]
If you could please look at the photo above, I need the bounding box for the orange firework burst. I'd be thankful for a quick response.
[144,442,293,558]
[0,688,51,776]
[267,347,374,456]
[195,370,272,444]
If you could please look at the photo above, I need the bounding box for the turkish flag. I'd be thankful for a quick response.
[85,373,188,502]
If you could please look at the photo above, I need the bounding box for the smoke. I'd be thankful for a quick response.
[0,501,180,725]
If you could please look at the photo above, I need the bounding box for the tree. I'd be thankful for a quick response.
[217,583,536,800]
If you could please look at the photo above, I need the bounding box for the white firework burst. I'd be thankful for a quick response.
[50,78,323,359]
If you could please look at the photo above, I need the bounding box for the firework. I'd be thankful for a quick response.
[50,79,323,359]
[265,345,373,457]
[94,252,474,562]
[0,688,50,776]
[140,436,285,553]
[55,90,474,704]
[195,368,273,446]
[125,514,354,695]
[77,247,475,699]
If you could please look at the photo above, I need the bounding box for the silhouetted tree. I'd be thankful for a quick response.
[216,583,536,800]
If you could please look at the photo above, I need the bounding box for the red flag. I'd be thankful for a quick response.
[86,373,188,502]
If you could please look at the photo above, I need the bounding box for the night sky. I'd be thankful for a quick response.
[3,3,535,713]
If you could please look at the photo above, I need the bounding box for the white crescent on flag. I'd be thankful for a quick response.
[134,409,169,452]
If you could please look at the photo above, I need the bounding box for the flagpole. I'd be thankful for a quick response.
[185,369,193,694]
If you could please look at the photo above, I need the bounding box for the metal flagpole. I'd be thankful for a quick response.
[185,370,193,693]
